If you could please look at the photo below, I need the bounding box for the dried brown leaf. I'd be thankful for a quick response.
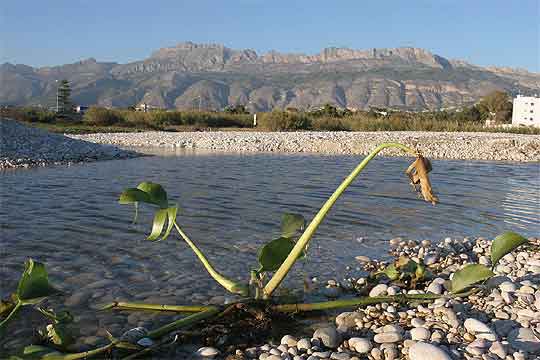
[406,155,438,205]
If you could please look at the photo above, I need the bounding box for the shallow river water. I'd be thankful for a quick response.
[1,150,539,352]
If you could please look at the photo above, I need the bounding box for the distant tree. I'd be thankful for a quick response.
[57,79,73,114]
[224,104,248,114]
[477,91,513,123]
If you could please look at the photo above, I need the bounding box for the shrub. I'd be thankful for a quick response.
[259,111,311,131]
[83,107,123,126]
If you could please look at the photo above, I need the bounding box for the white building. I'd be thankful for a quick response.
[512,95,540,127]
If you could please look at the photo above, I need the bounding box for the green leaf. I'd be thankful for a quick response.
[137,182,168,208]
[147,209,168,241]
[379,263,399,280]
[8,345,66,360]
[161,206,178,241]
[118,188,151,205]
[258,237,299,273]
[16,259,57,305]
[490,232,528,267]
[118,182,169,208]
[451,264,495,294]
[281,213,305,238]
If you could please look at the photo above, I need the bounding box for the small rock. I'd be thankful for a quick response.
[197,346,220,358]
[313,327,341,348]
[348,337,372,354]
[281,335,298,347]
[408,342,452,360]
[464,318,497,341]
[373,332,402,343]
[410,327,431,341]
[507,327,540,354]
[369,284,388,297]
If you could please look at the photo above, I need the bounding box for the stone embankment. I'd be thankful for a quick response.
[0,119,138,169]
[71,131,540,162]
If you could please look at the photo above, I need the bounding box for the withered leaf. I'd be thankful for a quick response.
[406,155,438,205]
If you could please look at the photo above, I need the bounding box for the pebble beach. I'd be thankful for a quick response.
[219,235,540,360]
[70,130,540,162]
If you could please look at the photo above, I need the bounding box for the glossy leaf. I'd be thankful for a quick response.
[162,206,178,240]
[119,182,169,208]
[258,237,299,273]
[281,213,305,238]
[45,323,75,348]
[118,188,151,205]
[451,264,495,294]
[16,259,57,305]
[136,182,168,208]
[147,209,168,241]
[490,232,528,267]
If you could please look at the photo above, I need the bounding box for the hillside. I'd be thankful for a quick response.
[1,42,539,111]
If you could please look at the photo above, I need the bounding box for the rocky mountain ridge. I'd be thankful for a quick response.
[1,42,538,111]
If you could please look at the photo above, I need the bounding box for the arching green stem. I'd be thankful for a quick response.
[174,223,249,296]
[0,300,21,331]
[264,143,418,297]
[147,307,220,339]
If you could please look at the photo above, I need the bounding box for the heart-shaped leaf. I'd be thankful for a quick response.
[451,264,495,294]
[16,259,57,305]
[119,182,168,209]
[490,232,528,267]
[136,182,168,208]
[258,237,299,273]
[281,213,305,238]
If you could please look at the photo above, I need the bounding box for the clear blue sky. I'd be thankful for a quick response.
[1,0,539,71]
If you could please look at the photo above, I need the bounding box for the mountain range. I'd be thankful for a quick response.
[1,41,539,111]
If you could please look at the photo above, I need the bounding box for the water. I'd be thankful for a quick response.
[1,151,539,351]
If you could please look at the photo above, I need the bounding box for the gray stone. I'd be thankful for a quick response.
[197,347,220,357]
[507,327,540,354]
[348,337,372,354]
[410,327,431,341]
[464,318,498,341]
[373,332,402,343]
[297,338,311,351]
[408,342,452,360]
[369,284,388,297]
[281,335,298,347]
[313,327,341,348]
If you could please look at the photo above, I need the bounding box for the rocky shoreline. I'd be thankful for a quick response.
[70,131,540,162]
[217,236,539,360]
[0,119,139,169]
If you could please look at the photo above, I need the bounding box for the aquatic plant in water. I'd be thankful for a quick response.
[0,142,530,359]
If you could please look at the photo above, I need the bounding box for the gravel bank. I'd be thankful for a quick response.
[0,119,139,169]
[225,236,540,360]
[70,131,540,162]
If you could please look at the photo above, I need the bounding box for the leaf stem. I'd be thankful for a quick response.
[264,143,418,297]
[0,300,22,331]
[173,222,249,296]
[147,307,220,339]
[100,301,215,313]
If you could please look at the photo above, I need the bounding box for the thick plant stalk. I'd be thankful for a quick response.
[272,293,441,312]
[174,223,249,296]
[147,307,220,339]
[264,143,418,297]
[100,301,213,313]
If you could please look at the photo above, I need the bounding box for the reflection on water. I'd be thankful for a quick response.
[0,151,538,351]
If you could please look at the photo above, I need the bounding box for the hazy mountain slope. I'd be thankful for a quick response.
[1,42,538,111]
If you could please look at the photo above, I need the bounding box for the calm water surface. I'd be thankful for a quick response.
[0,151,539,350]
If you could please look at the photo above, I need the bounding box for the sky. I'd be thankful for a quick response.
[1,0,539,71]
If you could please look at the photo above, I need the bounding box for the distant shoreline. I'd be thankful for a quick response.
[70,130,540,162]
